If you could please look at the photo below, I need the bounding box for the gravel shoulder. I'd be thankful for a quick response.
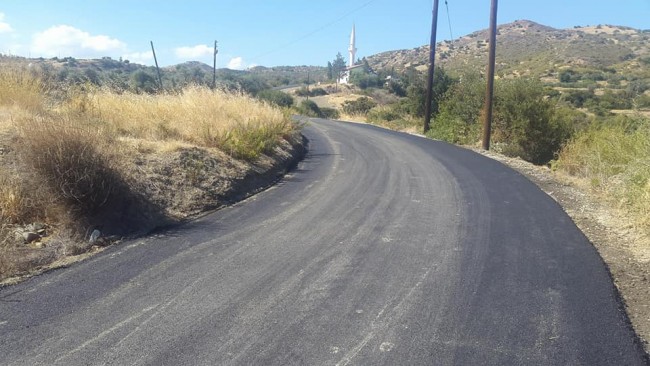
[475,148,650,356]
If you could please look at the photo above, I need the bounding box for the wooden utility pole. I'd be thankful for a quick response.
[482,0,498,150]
[213,40,218,90]
[150,41,163,91]
[423,0,440,133]
[306,70,310,101]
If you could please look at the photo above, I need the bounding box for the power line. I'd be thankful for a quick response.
[445,0,454,42]
[251,0,379,63]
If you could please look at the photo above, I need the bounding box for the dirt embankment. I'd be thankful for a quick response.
[0,134,306,285]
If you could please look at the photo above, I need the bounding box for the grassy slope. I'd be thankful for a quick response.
[0,63,301,281]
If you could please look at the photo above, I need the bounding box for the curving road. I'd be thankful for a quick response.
[0,119,647,365]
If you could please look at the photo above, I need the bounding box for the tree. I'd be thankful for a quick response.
[130,70,158,93]
[399,67,453,118]
[332,52,347,81]
[493,79,574,164]
[327,61,333,80]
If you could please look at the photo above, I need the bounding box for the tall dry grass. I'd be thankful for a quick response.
[0,61,47,111]
[61,86,295,160]
[555,117,650,230]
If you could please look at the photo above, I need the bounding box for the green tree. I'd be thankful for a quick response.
[327,61,334,80]
[130,70,158,93]
[428,73,485,144]
[493,79,574,164]
[399,67,454,118]
[332,52,347,81]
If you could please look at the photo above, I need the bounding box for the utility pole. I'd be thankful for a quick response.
[482,0,498,150]
[150,41,163,91]
[306,70,310,101]
[423,0,440,133]
[213,40,218,90]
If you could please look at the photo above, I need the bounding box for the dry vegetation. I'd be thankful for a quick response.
[555,117,650,231]
[0,63,299,281]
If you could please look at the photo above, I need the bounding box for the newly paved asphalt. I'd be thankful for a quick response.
[0,119,647,365]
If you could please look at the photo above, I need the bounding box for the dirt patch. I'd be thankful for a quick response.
[475,148,650,356]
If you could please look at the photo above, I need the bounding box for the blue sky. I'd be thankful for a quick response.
[0,0,648,68]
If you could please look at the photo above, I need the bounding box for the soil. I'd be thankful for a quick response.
[475,148,650,356]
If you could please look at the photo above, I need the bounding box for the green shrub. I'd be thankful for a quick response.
[320,107,340,119]
[342,97,377,116]
[296,100,323,118]
[310,88,328,96]
[428,73,484,144]
[295,87,328,97]
[493,79,574,164]
[367,105,402,123]
[257,89,294,108]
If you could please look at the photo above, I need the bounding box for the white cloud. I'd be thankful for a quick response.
[0,13,13,34]
[30,25,126,58]
[174,44,213,59]
[122,51,153,65]
[227,56,243,69]
[226,57,256,70]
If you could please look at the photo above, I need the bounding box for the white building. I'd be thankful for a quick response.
[340,24,361,84]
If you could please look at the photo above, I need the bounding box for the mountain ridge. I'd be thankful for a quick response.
[366,19,650,81]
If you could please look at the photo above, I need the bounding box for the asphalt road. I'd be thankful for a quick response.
[0,119,647,365]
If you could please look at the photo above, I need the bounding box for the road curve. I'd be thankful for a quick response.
[0,119,647,365]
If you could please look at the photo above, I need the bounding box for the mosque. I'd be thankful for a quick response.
[340,24,363,84]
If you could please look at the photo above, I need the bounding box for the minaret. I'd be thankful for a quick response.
[348,24,357,68]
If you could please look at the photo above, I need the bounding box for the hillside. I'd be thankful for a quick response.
[367,20,650,83]
[0,55,327,93]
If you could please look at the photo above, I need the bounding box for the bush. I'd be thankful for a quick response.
[310,88,328,96]
[296,100,323,118]
[320,107,340,119]
[493,79,575,164]
[342,97,377,116]
[428,73,484,144]
[350,72,381,89]
[18,117,121,217]
[257,89,294,108]
[367,105,402,123]
[295,87,328,97]
[295,86,310,97]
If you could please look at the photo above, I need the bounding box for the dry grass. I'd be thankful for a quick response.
[61,86,294,160]
[0,65,298,280]
[555,118,650,231]
[0,62,47,111]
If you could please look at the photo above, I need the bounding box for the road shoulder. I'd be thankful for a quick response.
[475,148,650,357]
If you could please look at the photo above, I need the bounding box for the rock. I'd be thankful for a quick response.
[22,232,40,244]
[89,229,101,243]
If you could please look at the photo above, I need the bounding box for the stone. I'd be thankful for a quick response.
[22,232,40,244]
[89,229,101,243]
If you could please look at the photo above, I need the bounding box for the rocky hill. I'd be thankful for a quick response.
[367,20,650,81]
